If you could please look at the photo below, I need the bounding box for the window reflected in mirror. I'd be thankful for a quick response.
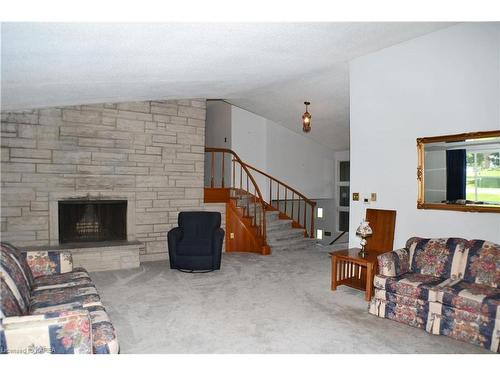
[417,131,500,212]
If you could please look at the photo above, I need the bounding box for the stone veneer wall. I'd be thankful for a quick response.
[1,99,224,262]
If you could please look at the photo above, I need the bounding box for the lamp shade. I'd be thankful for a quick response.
[356,220,372,237]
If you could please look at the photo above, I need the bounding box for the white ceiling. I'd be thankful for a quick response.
[1,22,453,150]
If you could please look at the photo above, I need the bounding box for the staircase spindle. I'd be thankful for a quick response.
[291,191,294,219]
[221,151,225,188]
[246,173,249,215]
[298,197,301,227]
[232,158,235,188]
[276,182,279,210]
[284,188,287,216]
[310,204,315,238]
[211,151,215,188]
[303,198,307,235]
[240,164,243,190]
[269,180,272,207]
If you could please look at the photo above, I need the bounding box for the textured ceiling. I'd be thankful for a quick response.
[1,22,453,150]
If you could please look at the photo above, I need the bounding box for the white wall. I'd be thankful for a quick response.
[349,23,500,248]
[266,119,335,199]
[205,100,232,148]
[231,106,269,197]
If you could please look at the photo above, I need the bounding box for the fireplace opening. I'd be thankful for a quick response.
[58,200,127,244]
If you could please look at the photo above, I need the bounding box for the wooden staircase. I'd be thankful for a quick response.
[204,147,316,255]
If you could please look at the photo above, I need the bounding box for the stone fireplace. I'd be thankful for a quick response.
[1,99,225,271]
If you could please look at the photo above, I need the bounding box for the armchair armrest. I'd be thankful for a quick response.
[167,227,183,268]
[212,227,225,252]
[0,310,92,354]
[377,248,410,277]
[21,251,73,278]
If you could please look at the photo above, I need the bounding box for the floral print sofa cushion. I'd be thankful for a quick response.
[21,251,74,278]
[436,280,500,320]
[461,240,500,288]
[374,272,446,301]
[32,268,94,291]
[406,237,468,279]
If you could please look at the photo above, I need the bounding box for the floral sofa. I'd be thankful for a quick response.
[0,242,119,354]
[369,237,499,352]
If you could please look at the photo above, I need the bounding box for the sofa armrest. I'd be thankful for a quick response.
[377,248,410,277]
[0,310,92,354]
[21,251,74,278]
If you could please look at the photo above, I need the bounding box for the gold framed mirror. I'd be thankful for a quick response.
[417,130,500,213]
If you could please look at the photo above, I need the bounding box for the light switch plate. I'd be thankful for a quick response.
[230,233,235,239]
[353,193,359,201]
[371,193,377,201]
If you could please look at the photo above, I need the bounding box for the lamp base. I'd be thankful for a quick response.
[358,247,367,258]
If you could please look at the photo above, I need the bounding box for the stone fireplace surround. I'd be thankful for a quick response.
[1,99,225,271]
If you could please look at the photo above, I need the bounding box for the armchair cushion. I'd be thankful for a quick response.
[21,251,73,278]
[406,237,468,279]
[178,211,221,238]
[377,248,410,277]
[0,310,92,354]
[177,238,212,256]
[461,240,500,288]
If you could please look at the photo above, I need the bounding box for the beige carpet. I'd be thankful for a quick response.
[90,246,488,354]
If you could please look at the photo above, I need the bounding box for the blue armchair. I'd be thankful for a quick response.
[167,211,224,271]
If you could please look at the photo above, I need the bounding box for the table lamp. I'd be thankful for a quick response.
[356,220,373,258]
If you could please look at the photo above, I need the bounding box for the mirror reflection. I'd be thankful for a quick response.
[423,136,500,206]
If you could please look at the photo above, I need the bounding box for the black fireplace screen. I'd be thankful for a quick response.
[58,200,127,243]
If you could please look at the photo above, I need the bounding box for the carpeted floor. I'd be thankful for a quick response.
[90,246,488,354]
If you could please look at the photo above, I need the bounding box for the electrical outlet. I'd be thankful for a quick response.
[353,193,359,201]
[324,231,331,237]
[371,193,377,202]
[230,232,234,239]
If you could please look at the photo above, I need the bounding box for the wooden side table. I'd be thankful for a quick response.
[330,248,378,301]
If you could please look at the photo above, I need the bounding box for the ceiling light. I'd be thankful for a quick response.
[302,101,311,133]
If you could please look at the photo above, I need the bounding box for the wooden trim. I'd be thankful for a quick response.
[225,200,270,255]
[416,130,500,213]
[416,130,500,144]
[204,188,230,203]
[417,202,500,213]
[241,161,316,206]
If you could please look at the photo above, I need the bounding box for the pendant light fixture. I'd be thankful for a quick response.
[302,101,311,133]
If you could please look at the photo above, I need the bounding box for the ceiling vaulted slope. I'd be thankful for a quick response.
[1,22,453,150]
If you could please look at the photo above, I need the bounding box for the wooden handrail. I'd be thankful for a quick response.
[241,162,317,207]
[241,161,316,238]
[205,147,267,241]
[204,147,317,240]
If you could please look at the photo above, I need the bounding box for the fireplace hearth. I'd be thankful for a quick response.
[58,200,127,243]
